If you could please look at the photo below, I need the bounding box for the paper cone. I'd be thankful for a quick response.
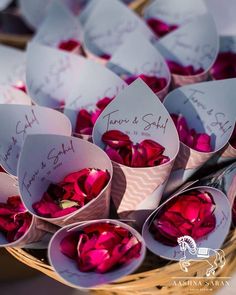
[142,186,231,260]
[62,54,126,138]
[0,85,31,105]
[144,0,207,32]
[82,0,155,64]
[196,162,236,207]
[163,79,236,195]
[93,79,179,224]
[48,219,146,288]
[205,0,236,37]
[154,14,219,87]
[26,42,87,108]
[19,0,84,29]
[107,31,171,101]
[32,1,83,53]
[17,134,113,226]
[0,172,46,248]
[0,105,72,176]
[0,44,26,87]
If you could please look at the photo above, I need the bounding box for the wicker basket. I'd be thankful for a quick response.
[6,228,236,294]
[3,0,236,294]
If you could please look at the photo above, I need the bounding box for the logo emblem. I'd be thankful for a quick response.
[177,235,226,277]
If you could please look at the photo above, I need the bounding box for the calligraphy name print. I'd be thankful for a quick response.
[103,109,168,134]
[21,140,75,197]
[169,33,216,69]
[1,136,17,164]
[183,88,233,137]
[87,19,138,53]
[16,109,40,139]
[29,55,71,105]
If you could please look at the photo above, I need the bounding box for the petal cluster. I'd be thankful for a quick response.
[171,114,212,152]
[125,74,167,93]
[60,222,141,273]
[211,52,236,80]
[75,97,113,135]
[0,196,32,243]
[33,168,110,218]
[150,190,216,246]
[167,60,204,76]
[146,18,178,37]
[102,130,170,167]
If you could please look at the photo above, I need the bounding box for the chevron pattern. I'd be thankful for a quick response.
[173,143,212,171]
[111,161,174,217]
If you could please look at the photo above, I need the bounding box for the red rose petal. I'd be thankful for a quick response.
[167,60,204,76]
[96,97,112,110]
[78,249,110,272]
[147,18,178,37]
[60,232,79,259]
[84,169,110,198]
[58,39,81,52]
[75,109,93,135]
[102,130,132,149]
[105,146,124,165]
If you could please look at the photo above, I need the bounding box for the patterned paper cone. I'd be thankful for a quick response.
[93,79,179,224]
[0,172,46,248]
[32,1,83,54]
[195,162,236,208]
[0,44,26,88]
[0,105,72,176]
[144,0,207,37]
[163,79,236,196]
[0,85,31,105]
[82,0,155,65]
[62,54,126,139]
[26,42,88,109]
[154,14,219,87]
[142,186,231,260]
[18,134,113,227]
[107,31,171,101]
[48,219,146,288]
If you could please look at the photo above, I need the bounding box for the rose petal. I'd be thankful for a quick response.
[84,169,110,198]
[96,97,112,110]
[60,232,79,259]
[140,139,164,161]
[32,193,61,217]
[58,39,81,52]
[147,18,178,37]
[105,146,124,165]
[211,52,236,80]
[194,133,212,152]
[51,207,78,218]
[75,109,93,135]
[167,60,204,76]
[102,130,132,149]
[130,144,147,167]
[78,249,110,272]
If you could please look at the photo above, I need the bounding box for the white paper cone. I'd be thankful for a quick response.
[18,134,113,226]
[48,219,146,288]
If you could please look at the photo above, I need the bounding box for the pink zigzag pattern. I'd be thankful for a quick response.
[173,143,212,171]
[111,161,173,216]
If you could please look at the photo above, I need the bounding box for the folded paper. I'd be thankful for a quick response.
[107,31,170,100]
[32,1,83,52]
[93,79,179,224]
[0,45,26,87]
[82,0,155,62]
[154,14,218,86]
[0,85,31,105]
[48,219,146,287]
[0,172,46,247]
[142,186,231,260]
[0,105,72,176]
[163,79,236,195]
[18,134,113,226]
